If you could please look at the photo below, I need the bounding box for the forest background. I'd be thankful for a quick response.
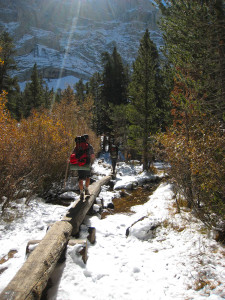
[0,0,224,233]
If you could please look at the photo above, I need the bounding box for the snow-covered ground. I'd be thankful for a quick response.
[0,158,224,299]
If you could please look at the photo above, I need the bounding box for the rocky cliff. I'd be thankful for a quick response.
[0,0,162,85]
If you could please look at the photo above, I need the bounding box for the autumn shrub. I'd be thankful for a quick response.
[0,91,19,204]
[18,110,70,193]
[0,90,99,209]
[160,121,225,225]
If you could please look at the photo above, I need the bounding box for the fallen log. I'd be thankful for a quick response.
[0,175,111,300]
[26,227,96,256]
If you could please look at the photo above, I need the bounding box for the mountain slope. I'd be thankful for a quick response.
[0,0,162,86]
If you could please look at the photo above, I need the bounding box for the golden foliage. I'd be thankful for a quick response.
[158,70,225,221]
[0,90,99,207]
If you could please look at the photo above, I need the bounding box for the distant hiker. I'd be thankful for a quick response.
[109,144,119,174]
[72,134,95,200]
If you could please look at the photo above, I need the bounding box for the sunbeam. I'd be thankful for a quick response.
[106,0,116,18]
[57,1,81,89]
[51,0,82,109]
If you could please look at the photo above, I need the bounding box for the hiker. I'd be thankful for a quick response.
[109,144,119,174]
[73,134,95,200]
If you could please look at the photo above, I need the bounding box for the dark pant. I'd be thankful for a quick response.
[111,158,117,173]
[78,170,91,180]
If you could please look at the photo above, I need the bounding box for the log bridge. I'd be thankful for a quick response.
[0,175,111,300]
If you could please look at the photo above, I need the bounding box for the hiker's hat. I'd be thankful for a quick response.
[84,134,89,140]
[81,135,86,142]
[75,136,81,143]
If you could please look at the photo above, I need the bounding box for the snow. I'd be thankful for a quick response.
[19,76,81,92]
[0,157,225,299]
[45,76,82,91]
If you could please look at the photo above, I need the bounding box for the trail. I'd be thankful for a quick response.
[47,161,225,300]
[0,159,224,300]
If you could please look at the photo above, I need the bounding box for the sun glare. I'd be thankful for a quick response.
[54,0,115,96]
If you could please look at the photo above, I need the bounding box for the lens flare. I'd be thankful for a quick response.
[58,1,81,88]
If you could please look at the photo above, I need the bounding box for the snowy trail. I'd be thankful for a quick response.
[0,160,225,300]
[48,182,225,300]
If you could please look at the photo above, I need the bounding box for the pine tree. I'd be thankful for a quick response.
[111,47,129,105]
[88,72,104,135]
[108,103,129,155]
[156,0,225,221]
[0,31,21,119]
[22,63,45,117]
[155,63,173,131]
[96,47,129,135]
[60,85,75,104]
[128,29,160,170]
[156,0,225,121]
[101,47,128,106]
[75,79,86,103]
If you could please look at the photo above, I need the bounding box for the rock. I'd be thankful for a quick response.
[119,190,130,197]
[0,0,162,83]
[126,216,161,240]
[59,191,77,200]
[107,203,114,209]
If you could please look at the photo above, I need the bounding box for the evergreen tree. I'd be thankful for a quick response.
[60,85,75,104]
[111,47,129,105]
[155,63,173,131]
[97,47,129,135]
[0,31,21,119]
[108,103,129,155]
[88,72,104,134]
[75,79,85,103]
[22,63,45,117]
[128,29,161,170]
[156,0,225,121]
[101,47,128,106]
[156,0,225,222]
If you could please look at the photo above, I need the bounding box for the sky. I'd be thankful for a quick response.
[0,155,225,299]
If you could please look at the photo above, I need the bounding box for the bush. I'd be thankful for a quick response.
[159,120,225,227]
[0,91,99,210]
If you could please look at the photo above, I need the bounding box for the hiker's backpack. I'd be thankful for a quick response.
[110,145,118,159]
[70,136,90,166]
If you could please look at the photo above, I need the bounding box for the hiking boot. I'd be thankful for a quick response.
[80,190,84,200]
[85,188,90,196]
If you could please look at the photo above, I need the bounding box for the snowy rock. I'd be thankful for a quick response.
[114,176,138,190]
[127,217,161,240]
[59,191,77,200]
[93,204,101,213]
[68,245,86,268]
[136,172,159,185]
[107,203,114,209]
[14,189,30,199]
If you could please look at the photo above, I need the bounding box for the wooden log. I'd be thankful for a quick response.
[0,175,111,300]
[0,221,72,300]
[26,237,91,263]
[62,176,111,236]
[26,224,96,255]
[87,227,96,244]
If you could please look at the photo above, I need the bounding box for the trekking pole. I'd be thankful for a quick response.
[64,159,70,188]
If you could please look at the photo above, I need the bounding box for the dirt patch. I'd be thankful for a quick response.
[0,250,18,275]
[102,181,161,218]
